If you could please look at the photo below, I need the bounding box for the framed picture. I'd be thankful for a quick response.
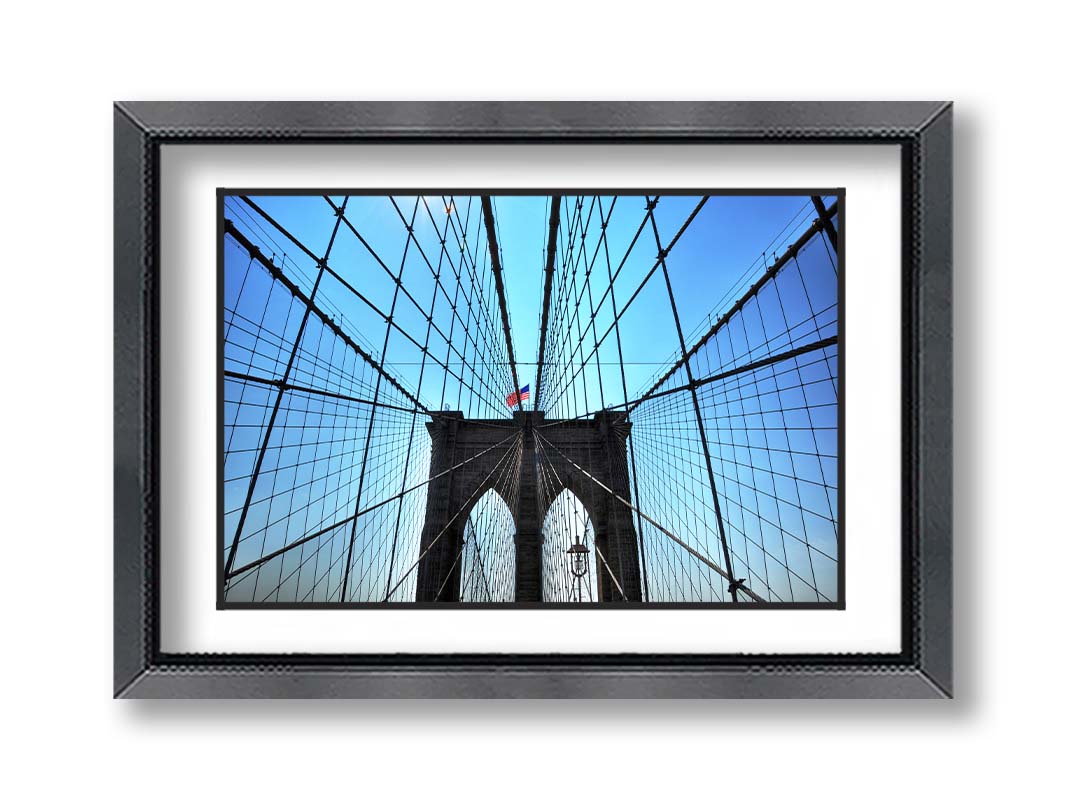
[114,101,952,698]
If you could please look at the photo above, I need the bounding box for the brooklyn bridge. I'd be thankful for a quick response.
[219,192,839,605]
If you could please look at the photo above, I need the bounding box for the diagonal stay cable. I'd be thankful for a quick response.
[593,542,628,602]
[223,369,426,417]
[540,196,709,414]
[324,196,509,416]
[222,198,350,579]
[633,201,838,410]
[533,430,629,602]
[384,432,524,600]
[432,436,524,601]
[225,431,521,581]
[436,450,521,602]
[645,196,738,599]
[225,219,426,413]
[533,429,764,602]
[534,336,838,430]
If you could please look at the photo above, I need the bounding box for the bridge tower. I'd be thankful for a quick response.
[414,410,643,602]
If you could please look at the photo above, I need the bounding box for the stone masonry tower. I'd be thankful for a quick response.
[414,410,643,602]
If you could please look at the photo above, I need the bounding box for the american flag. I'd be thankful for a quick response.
[506,384,530,408]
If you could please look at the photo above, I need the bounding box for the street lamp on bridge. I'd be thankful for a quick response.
[566,536,590,601]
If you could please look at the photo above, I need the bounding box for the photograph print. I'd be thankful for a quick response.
[219,190,841,607]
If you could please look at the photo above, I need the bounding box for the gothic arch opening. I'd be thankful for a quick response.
[541,488,600,602]
[458,488,516,603]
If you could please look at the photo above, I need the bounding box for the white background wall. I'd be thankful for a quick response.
[1,1,1062,797]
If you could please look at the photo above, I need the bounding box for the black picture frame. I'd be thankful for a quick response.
[114,101,952,699]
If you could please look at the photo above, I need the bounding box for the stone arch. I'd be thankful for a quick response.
[541,488,599,602]
[414,412,521,602]
[538,470,601,530]
[535,447,640,603]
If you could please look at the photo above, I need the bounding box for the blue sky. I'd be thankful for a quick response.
[221,193,839,604]
[225,193,824,416]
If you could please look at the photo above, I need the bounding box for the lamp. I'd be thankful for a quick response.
[566,537,590,580]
